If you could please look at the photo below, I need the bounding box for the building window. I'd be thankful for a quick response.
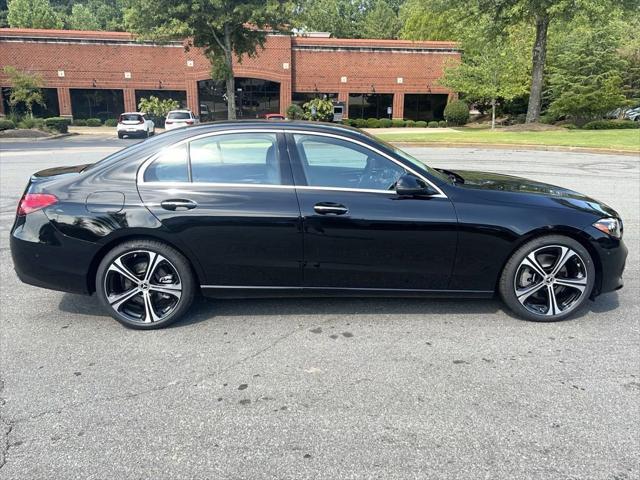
[348,93,393,119]
[70,89,124,121]
[403,94,448,121]
[135,90,187,110]
[198,78,280,121]
[292,92,338,106]
[2,87,60,118]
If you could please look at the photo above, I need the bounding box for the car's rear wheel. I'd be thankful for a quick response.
[96,240,195,329]
[117,132,124,139]
[499,235,595,322]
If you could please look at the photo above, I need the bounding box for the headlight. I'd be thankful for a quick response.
[593,218,623,239]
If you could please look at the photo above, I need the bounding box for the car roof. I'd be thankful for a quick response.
[169,119,363,136]
[121,112,145,115]
[168,109,193,113]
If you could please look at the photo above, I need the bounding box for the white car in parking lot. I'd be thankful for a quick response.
[164,110,200,130]
[116,112,155,139]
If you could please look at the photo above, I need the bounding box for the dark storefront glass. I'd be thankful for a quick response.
[70,89,124,121]
[292,92,338,106]
[198,78,280,121]
[348,93,393,119]
[134,90,187,110]
[403,94,448,121]
[2,87,60,118]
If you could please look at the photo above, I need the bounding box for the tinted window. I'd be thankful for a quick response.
[167,111,191,120]
[143,144,189,182]
[120,114,142,122]
[293,134,405,191]
[190,133,282,184]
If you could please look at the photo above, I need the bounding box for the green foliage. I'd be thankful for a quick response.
[547,23,628,122]
[438,120,447,127]
[295,0,366,38]
[85,117,102,126]
[125,0,293,120]
[286,103,305,120]
[72,119,87,126]
[2,67,45,118]
[0,119,16,131]
[427,121,438,128]
[68,3,100,30]
[43,117,70,133]
[302,98,334,121]
[366,118,380,128]
[391,119,406,127]
[378,118,393,128]
[582,120,639,130]
[415,120,427,127]
[17,117,44,129]
[360,0,400,39]
[443,100,469,126]
[7,0,62,28]
[342,118,357,127]
[399,0,468,41]
[137,96,180,118]
[353,118,367,128]
[104,118,118,127]
[404,119,416,127]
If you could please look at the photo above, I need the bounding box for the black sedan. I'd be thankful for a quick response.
[10,121,627,329]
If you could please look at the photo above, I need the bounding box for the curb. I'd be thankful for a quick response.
[387,141,640,156]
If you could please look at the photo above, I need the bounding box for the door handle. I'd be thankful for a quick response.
[160,199,198,211]
[313,202,348,215]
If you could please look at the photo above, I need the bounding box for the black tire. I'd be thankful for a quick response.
[499,235,595,322]
[96,239,196,329]
[117,132,124,139]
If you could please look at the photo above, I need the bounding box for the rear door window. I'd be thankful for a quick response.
[143,144,189,182]
[167,112,191,120]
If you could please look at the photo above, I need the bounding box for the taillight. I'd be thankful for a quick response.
[186,120,194,125]
[17,193,58,216]
[165,120,173,124]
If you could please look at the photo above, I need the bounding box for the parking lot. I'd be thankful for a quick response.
[0,136,638,479]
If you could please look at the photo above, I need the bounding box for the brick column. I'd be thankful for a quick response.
[186,80,199,114]
[123,88,137,112]
[392,92,404,120]
[57,87,72,118]
[338,91,349,118]
[279,79,292,116]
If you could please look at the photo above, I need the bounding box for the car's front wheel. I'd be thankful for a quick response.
[96,240,195,329]
[499,235,595,322]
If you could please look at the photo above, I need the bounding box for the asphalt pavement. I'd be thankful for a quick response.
[0,135,638,479]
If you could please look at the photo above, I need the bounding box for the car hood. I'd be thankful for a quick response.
[449,169,619,218]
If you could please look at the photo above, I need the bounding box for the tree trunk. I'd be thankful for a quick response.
[491,98,496,130]
[223,25,236,120]
[526,12,549,123]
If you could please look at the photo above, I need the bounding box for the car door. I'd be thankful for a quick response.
[287,132,458,290]
[137,130,303,287]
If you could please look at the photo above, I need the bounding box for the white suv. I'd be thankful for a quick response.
[165,110,199,130]
[117,112,155,139]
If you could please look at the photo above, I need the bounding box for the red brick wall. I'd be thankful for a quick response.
[0,28,459,118]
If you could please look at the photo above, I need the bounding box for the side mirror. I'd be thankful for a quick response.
[395,173,435,197]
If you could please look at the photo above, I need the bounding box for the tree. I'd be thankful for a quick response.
[7,0,63,28]
[295,0,367,38]
[360,0,400,39]
[138,96,180,118]
[546,23,629,122]
[440,26,530,128]
[399,0,468,41]
[68,3,100,30]
[302,97,334,121]
[451,0,637,123]
[3,66,46,118]
[125,0,293,120]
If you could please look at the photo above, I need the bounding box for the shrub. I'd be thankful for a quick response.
[428,121,439,128]
[0,119,15,130]
[286,103,305,120]
[366,118,380,128]
[138,96,180,119]
[444,100,470,126]
[404,119,416,127]
[354,118,367,128]
[342,118,357,127]
[438,120,447,127]
[86,118,102,127]
[72,119,87,126]
[104,118,118,127]
[563,123,579,130]
[415,120,427,128]
[391,119,406,128]
[44,117,70,133]
[18,117,44,129]
[378,118,392,128]
[582,119,639,130]
[302,98,334,121]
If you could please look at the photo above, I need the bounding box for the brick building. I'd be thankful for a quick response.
[0,28,459,121]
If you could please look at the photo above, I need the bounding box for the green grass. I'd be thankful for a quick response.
[373,128,640,152]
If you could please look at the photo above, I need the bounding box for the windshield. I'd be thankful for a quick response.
[168,112,191,120]
[361,132,450,183]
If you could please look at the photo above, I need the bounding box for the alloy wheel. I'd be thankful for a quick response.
[104,250,182,324]
[513,245,588,317]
